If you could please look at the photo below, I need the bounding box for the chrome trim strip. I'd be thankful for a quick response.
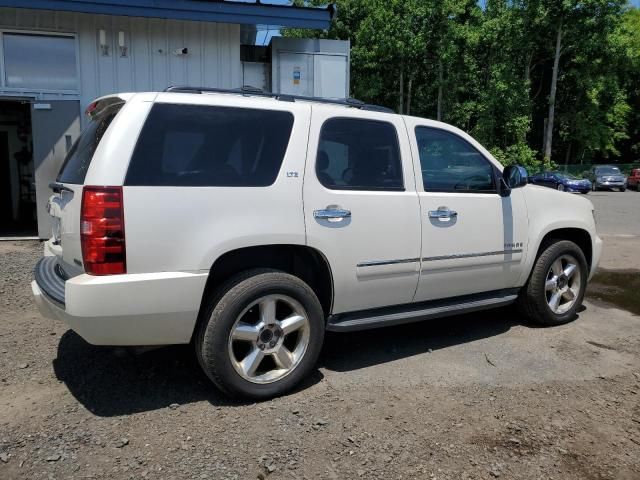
[357,258,421,268]
[422,249,523,262]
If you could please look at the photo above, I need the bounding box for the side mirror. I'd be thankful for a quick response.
[501,165,528,197]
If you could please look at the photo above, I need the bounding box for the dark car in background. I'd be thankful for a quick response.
[529,171,592,194]
[587,165,627,191]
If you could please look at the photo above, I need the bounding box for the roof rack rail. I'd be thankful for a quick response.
[163,85,395,113]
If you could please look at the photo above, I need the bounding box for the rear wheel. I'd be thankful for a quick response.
[196,270,325,399]
[518,240,588,326]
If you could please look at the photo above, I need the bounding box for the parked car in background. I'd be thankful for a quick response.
[627,168,640,191]
[587,165,627,191]
[529,171,591,194]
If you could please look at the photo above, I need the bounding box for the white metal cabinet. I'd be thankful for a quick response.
[277,52,314,97]
[276,52,348,100]
[313,55,347,99]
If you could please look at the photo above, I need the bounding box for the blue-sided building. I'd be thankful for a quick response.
[0,0,337,237]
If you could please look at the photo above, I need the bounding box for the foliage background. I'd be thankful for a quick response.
[284,1,640,173]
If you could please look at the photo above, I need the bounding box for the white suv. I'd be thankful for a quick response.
[32,87,602,399]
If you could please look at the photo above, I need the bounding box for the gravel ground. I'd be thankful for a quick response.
[1,192,640,480]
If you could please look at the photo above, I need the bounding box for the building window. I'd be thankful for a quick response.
[2,33,78,91]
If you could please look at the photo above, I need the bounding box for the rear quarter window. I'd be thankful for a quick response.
[125,103,294,187]
[57,103,123,184]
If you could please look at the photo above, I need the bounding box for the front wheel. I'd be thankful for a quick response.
[557,184,565,192]
[195,270,325,399]
[518,240,588,326]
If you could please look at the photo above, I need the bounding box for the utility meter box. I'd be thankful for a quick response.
[270,37,350,99]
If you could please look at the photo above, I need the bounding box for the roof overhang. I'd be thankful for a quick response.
[0,0,335,29]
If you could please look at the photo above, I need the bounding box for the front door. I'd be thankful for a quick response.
[31,100,81,239]
[303,108,421,314]
[405,120,529,301]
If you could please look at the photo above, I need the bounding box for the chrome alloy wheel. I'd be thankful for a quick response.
[227,294,310,384]
[545,254,581,314]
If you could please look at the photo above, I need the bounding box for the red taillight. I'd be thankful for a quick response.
[81,186,126,275]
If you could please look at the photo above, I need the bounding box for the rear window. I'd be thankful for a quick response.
[57,102,123,184]
[125,103,294,187]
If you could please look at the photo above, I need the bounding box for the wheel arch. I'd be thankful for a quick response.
[530,227,593,275]
[194,244,334,338]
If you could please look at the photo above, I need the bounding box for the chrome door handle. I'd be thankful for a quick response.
[314,208,351,220]
[428,207,458,219]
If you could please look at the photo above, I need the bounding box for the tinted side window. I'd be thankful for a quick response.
[57,103,123,184]
[125,104,294,187]
[316,118,403,191]
[415,127,495,192]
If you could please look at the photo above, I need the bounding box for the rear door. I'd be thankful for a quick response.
[47,99,125,274]
[303,107,421,314]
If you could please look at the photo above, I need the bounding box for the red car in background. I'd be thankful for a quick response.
[628,168,640,191]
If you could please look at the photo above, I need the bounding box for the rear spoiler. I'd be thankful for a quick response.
[85,94,133,119]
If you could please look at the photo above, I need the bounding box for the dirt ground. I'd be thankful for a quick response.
[1,193,640,480]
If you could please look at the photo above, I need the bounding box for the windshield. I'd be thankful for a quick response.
[596,166,621,175]
[555,172,578,180]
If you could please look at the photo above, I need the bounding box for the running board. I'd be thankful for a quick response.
[326,289,519,332]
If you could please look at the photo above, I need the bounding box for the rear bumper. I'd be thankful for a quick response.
[33,258,208,346]
[34,257,66,306]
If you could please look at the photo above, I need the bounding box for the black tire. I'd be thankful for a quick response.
[517,240,588,326]
[621,187,626,192]
[195,269,325,400]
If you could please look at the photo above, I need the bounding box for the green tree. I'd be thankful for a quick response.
[282,0,639,170]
